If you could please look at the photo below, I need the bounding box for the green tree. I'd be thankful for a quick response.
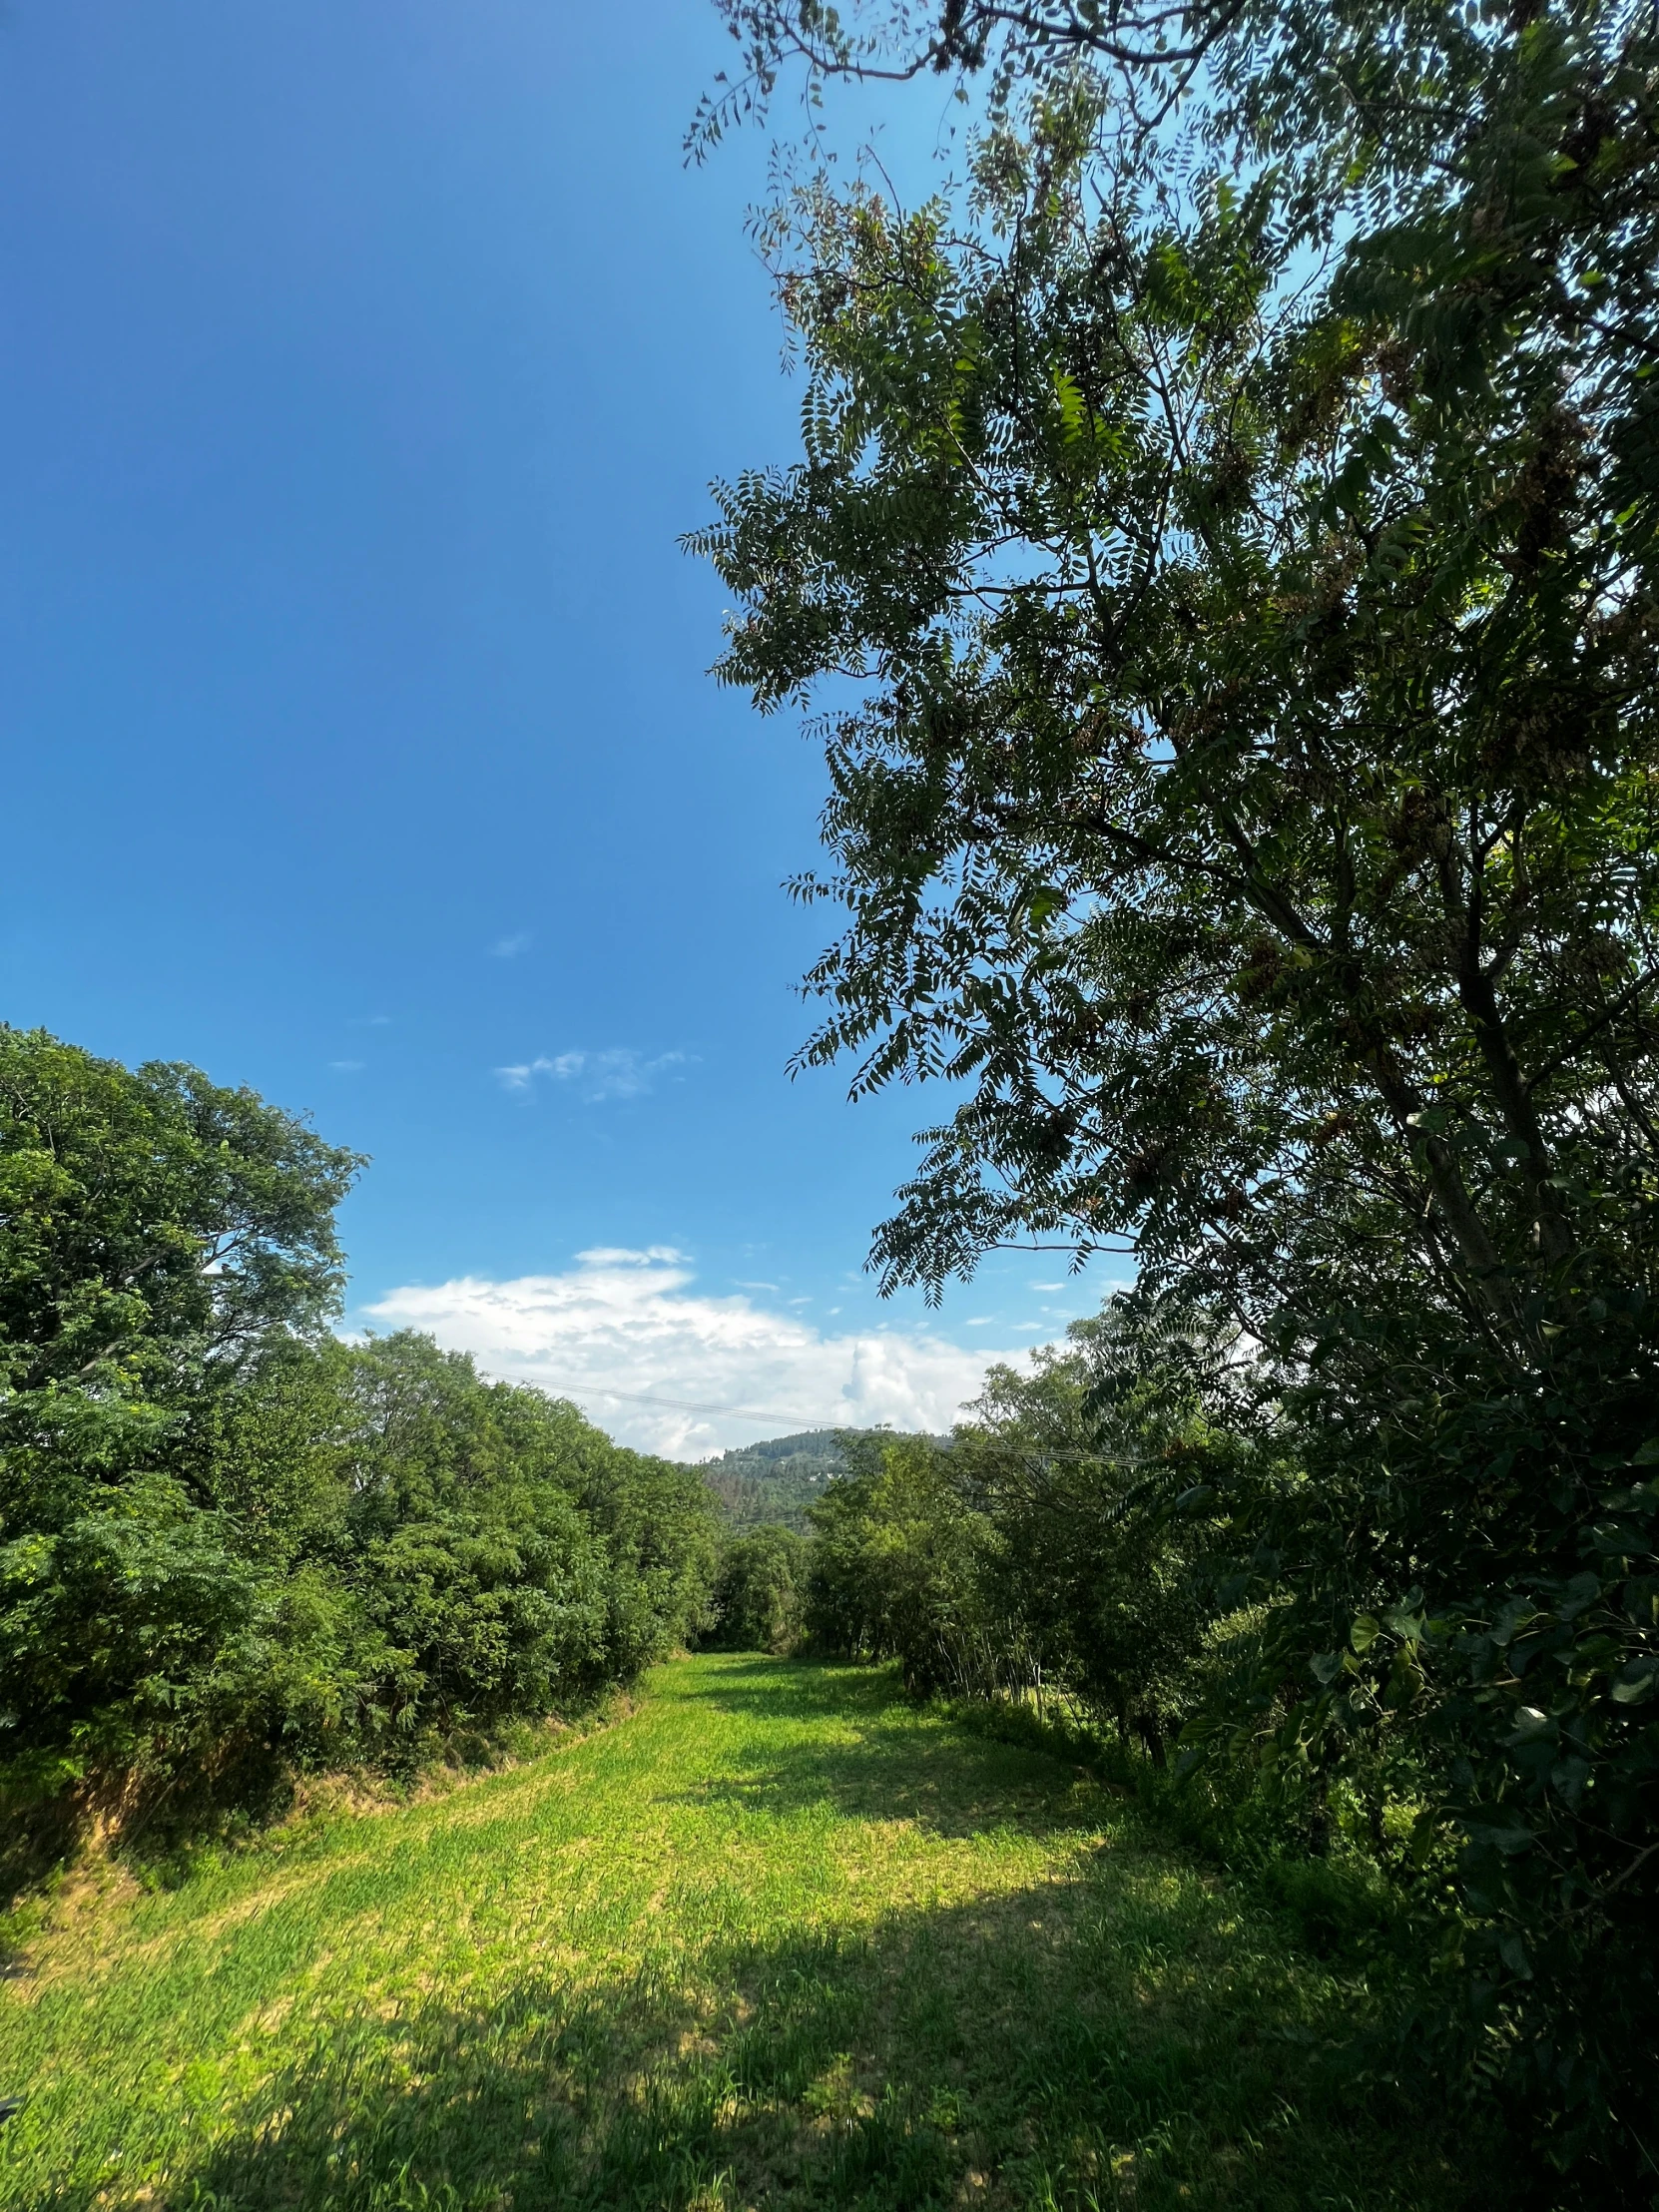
[694,0,1659,2173]
[0,1024,360,1490]
[0,1033,722,1847]
[956,1303,1247,1765]
[708,1522,811,1651]
[807,1432,999,1693]
[0,1030,364,1803]
[337,1333,721,1722]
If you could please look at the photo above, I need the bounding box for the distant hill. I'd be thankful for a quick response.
[697,1430,849,1533]
[696,1427,951,1533]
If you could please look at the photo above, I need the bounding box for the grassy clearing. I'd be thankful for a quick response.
[0,1654,1483,2211]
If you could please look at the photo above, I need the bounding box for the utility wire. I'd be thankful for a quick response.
[543,1379,849,1429]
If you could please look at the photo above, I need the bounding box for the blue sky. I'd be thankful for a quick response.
[0,0,1122,1452]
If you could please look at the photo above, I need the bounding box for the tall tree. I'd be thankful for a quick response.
[0,1025,362,1485]
[692,0,1659,2177]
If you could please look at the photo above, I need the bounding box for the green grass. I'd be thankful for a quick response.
[0,1655,1484,2212]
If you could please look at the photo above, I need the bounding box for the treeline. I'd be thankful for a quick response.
[0,1027,720,1865]
[806,1316,1369,1790]
[800,1301,1658,2193]
[806,1328,1216,1765]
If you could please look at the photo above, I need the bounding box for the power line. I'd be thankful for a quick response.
[544,1378,847,1429]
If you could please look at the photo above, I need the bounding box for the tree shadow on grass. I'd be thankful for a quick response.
[661,1658,1106,1841]
[675,1656,901,1726]
[19,1868,1492,2212]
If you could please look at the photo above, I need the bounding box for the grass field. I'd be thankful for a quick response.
[0,1655,1482,2212]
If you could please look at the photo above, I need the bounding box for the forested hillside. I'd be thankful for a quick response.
[696,1430,845,1532]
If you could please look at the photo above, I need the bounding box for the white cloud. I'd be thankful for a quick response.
[493,1049,688,1103]
[329,1059,364,1073]
[577,1245,685,1267]
[361,1251,1033,1458]
[490,932,532,958]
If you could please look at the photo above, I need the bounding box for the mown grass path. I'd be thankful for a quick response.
[0,1656,1473,2212]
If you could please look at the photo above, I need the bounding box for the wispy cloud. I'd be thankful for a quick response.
[494,1049,689,1103]
[361,1250,1034,1457]
[490,932,532,958]
[577,1245,686,1267]
[329,1059,364,1073]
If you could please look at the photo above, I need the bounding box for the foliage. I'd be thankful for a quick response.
[804,1313,1253,1759]
[699,1428,847,1532]
[707,1521,812,1649]
[806,1430,998,1692]
[691,0,1659,2180]
[0,1655,1490,2212]
[2,1330,721,1829]
[0,1023,359,1490]
[0,1030,720,1854]
[954,1305,1254,1765]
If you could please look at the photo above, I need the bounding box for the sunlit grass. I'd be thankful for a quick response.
[0,1655,1481,2210]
